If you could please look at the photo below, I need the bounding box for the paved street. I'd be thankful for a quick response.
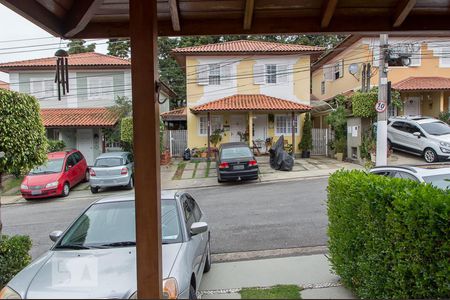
[2,178,328,258]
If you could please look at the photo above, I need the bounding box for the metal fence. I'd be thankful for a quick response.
[164,130,187,157]
[311,128,334,156]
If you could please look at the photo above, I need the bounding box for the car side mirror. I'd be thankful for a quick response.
[190,222,208,236]
[49,230,63,242]
[413,132,421,138]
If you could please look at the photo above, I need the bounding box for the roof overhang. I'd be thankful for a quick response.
[41,108,121,128]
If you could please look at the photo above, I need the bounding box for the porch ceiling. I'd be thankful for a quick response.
[190,94,312,113]
[1,0,450,38]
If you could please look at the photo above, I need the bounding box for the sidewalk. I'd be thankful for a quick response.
[199,254,356,299]
[162,156,363,190]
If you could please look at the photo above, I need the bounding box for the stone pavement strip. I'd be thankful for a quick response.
[199,254,356,299]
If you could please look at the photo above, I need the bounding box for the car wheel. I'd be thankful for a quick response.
[189,284,197,300]
[61,182,70,197]
[424,148,438,163]
[204,238,211,273]
[126,176,134,190]
[83,170,90,182]
[90,186,99,194]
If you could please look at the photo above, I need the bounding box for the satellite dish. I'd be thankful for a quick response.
[348,63,359,75]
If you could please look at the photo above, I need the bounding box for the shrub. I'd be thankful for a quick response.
[299,113,313,151]
[47,139,66,153]
[351,87,402,119]
[327,170,450,299]
[438,111,450,125]
[0,235,32,288]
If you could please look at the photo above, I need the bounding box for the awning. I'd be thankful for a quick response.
[41,108,120,128]
[392,77,450,91]
[161,107,187,121]
[190,94,311,113]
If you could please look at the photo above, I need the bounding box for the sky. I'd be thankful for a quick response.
[0,4,108,83]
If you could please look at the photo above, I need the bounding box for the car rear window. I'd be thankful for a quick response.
[221,147,252,159]
[94,157,123,167]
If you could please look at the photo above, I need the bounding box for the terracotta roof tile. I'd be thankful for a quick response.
[161,107,187,121]
[173,40,324,54]
[392,77,450,91]
[190,94,311,112]
[41,108,120,127]
[0,52,130,71]
[0,80,9,90]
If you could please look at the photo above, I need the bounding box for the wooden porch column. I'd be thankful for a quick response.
[207,112,211,161]
[440,91,445,112]
[291,112,295,156]
[248,111,253,148]
[129,1,162,299]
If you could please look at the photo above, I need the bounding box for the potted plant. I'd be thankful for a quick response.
[210,129,224,147]
[299,113,313,158]
[334,138,346,161]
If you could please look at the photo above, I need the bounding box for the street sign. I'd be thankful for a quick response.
[375,101,387,113]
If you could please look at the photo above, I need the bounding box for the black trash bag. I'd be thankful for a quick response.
[183,148,191,161]
[269,135,294,171]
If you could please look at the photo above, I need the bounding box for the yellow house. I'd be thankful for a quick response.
[311,35,450,128]
[172,40,323,154]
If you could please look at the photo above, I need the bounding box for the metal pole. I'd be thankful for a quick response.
[291,112,295,157]
[376,34,388,166]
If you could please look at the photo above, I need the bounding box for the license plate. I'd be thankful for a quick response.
[31,190,42,195]
[233,165,245,170]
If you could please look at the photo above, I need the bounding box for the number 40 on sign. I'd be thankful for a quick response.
[375,101,387,113]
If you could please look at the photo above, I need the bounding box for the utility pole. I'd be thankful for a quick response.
[376,34,388,166]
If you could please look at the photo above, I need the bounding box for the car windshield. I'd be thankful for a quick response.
[94,157,123,167]
[420,121,450,136]
[422,173,450,190]
[29,158,64,175]
[221,147,252,159]
[56,200,182,249]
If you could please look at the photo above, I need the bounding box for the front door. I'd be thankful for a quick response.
[76,129,94,165]
[230,115,246,142]
[253,115,268,152]
[404,97,420,116]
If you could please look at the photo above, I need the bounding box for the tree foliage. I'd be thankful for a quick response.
[351,87,402,120]
[67,39,96,54]
[104,96,132,149]
[107,39,130,58]
[299,112,313,151]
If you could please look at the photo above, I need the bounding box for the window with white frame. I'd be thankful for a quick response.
[46,128,60,140]
[440,47,450,67]
[87,76,114,100]
[209,64,221,85]
[30,78,55,98]
[275,115,298,135]
[266,64,277,84]
[199,115,223,135]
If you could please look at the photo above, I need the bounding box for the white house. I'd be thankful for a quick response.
[0,52,176,164]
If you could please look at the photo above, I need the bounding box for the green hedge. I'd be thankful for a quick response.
[47,140,66,153]
[327,170,449,299]
[0,235,32,288]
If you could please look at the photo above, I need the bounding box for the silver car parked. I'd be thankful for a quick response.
[89,152,134,193]
[0,191,211,299]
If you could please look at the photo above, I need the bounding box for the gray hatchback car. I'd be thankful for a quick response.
[89,152,134,193]
[0,191,211,299]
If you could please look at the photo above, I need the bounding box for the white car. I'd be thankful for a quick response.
[370,165,450,190]
[387,116,450,163]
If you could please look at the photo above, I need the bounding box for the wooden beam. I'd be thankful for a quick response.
[0,0,63,36]
[129,0,162,299]
[73,15,450,38]
[168,0,181,31]
[243,0,255,30]
[393,0,416,28]
[64,0,104,37]
[321,0,338,28]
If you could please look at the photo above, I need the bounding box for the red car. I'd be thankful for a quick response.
[20,150,89,200]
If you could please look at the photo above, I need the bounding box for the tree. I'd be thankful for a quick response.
[67,39,96,54]
[103,96,132,150]
[107,39,130,58]
[0,90,48,233]
[299,112,313,152]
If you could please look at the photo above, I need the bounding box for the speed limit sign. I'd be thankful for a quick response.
[375,101,387,113]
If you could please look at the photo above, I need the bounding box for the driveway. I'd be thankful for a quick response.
[388,150,427,165]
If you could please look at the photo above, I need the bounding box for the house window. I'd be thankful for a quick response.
[199,115,223,135]
[440,47,450,67]
[321,81,326,95]
[87,76,114,100]
[46,128,60,140]
[334,60,343,80]
[266,64,277,84]
[30,78,55,98]
[209,64,221,85]
[275,115,298,135]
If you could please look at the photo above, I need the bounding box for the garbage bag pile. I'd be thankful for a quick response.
[269,135,294,171]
